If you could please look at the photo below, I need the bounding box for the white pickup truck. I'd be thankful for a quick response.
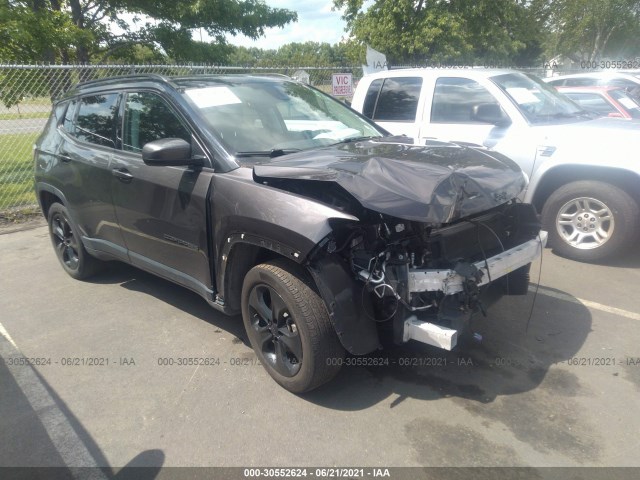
[351,68,640,262]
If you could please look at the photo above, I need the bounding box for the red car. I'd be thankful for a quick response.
[556,86,640,119]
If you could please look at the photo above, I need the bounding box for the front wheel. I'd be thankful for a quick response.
[241,260,344,393]
[541,181,640,262]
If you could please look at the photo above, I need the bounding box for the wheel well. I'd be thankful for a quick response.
[532,166,640,213]
[39,190,63,218]
[223,243,306,313]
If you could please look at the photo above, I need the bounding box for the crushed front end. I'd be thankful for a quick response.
[312,201,546,352]
[253,138,547,353]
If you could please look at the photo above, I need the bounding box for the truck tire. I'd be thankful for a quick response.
[47,202,103,279]
[241,259,344,393]
[541,181,640,262]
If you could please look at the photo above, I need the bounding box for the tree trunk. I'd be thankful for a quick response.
[68,0,90,64]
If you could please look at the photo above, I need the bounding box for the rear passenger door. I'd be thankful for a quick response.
[57,93,127,259]
[110,91,216,296]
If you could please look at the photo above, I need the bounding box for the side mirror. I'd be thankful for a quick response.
[472,103,511,126]
[142,138,204,167]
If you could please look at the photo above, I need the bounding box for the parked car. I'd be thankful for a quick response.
[544,72,640,102]
[555,86,640,119]
[34,74,545,392]
[351,68,640,262]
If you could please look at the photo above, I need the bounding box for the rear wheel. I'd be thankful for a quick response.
[47,203,102,279]
[541,181,640,262]
[241,260,344,393]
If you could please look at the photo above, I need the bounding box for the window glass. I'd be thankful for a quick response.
[609,89,640,118]
[431,77,500,123]
[62,100,77,133]
[183,81,382,154]
[74,94,118,147]
[362,79,383,119]
[563,93,617,115]
[564,78,595,87]
[123,92,191,153]
[491,73,584,124]
[546,78,565,87]
[373,77,422,121]
[600,78,636,89]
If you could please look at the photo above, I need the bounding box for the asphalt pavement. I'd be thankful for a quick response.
[1,223,640,475]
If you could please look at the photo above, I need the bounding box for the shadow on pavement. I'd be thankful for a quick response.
[86,261,592,414]
[0,338,165,477]
[303,286,592,411]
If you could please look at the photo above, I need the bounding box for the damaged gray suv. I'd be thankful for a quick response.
[34,74,546,392]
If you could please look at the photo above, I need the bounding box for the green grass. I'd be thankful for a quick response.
[0,132,40,210]
[0,111,50,121]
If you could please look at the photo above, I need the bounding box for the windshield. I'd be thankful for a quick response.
[490,73,587,124]
[610,89,640,119]
[182,79,383,155]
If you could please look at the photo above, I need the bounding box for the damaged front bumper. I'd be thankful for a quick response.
[403,231,547,351]
[407,231,548,295]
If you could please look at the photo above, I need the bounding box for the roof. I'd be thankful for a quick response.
[545,72,640,82]
[556,85,625,93]
[64,73,293,99]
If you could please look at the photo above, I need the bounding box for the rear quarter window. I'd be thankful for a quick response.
[72,94,119,148]
[372,77,423,122]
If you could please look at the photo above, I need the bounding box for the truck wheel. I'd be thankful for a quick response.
[47,202,103,279]
[241,260,344,393]
[541,181,640,262]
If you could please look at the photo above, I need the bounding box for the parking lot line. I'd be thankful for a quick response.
[531,285,640,321]
[0,321,107,478]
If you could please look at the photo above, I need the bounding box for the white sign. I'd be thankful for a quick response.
[185,86,241,108]
[362,46,388,75]
[332,73,353,97]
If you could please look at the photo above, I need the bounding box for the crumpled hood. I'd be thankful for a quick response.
[253,137,526,223]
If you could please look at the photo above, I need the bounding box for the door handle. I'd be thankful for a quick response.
[112,168,134,182]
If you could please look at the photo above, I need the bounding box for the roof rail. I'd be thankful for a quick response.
[74,73,174,89]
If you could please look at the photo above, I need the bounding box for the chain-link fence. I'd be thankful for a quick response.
[0,64,364,213]
[0,63,602,213]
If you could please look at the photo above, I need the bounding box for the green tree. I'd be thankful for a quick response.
[540,0,640,62]
[0,0,298,64]
[333,0,543,65]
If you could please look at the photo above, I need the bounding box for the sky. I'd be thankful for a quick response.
[223,1,349,49]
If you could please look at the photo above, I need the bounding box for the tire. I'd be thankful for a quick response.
[541,181,640,262]
[241,259,344,393]
[47,202,103,280]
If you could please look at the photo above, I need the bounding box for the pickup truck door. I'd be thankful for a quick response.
[420,76,538,179]
[110,91,215,295]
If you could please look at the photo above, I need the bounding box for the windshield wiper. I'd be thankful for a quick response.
[331,135,380,146]
[235,148,301,158]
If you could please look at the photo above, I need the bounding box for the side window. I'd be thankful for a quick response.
[565,78,595,87]
[431,77,500,124]
[62,100,77,134]
[546,79,565,87]
[564,93,617,115]
[362,79,383,119]
[604,78,637,89]
[74,94,119,147]
[123,92,191,153]
[373,77,422,121]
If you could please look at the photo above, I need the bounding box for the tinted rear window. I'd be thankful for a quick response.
[373,77,422,121]
[74,94,119,147]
